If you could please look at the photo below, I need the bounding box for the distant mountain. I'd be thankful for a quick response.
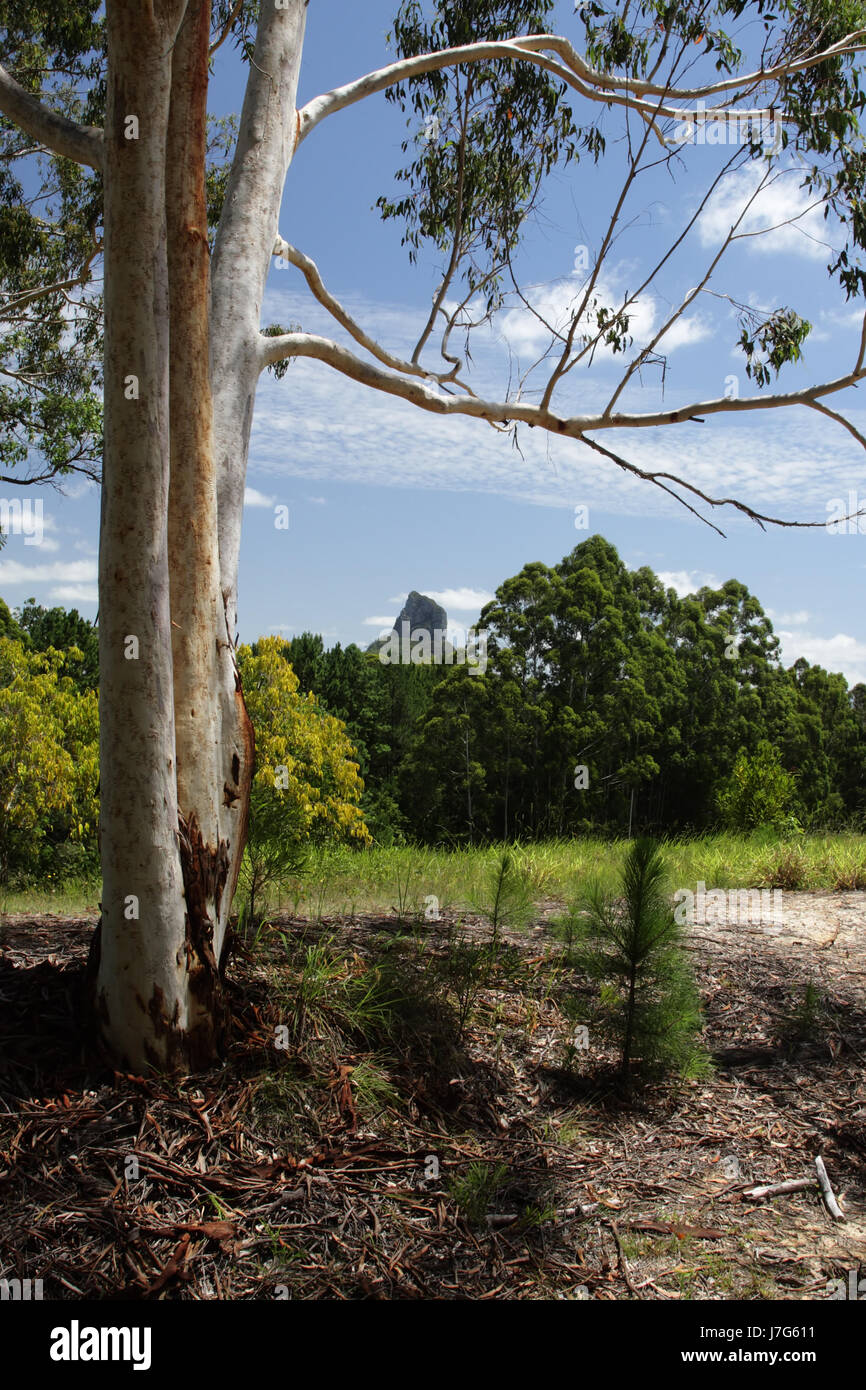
[366,589,453,662]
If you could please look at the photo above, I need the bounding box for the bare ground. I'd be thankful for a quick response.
[0,892,864,1301]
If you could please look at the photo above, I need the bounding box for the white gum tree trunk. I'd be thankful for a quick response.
[91,0,306,1071]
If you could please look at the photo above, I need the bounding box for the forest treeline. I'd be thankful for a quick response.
[287,537,866,843]
[1,536,864,879]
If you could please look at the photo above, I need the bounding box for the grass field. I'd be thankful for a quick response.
[6,830,865,920]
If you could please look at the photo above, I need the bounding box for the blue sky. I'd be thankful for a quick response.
[2,1,865,682]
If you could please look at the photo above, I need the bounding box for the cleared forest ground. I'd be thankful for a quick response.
[0,891,864,1300]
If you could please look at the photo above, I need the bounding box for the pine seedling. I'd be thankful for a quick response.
[472,848,535,976]
[570,838,708,1079]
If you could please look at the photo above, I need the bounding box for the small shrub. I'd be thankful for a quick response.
[549,905,588,963]
[438,922,491,1036]
[830,850,866,890]
[341,1056,399,1121]
[449,1161,509,1226]
[779,979,829,1049]
[238,784,308,934]
[716,741,799,832]
[279,937,397,1047]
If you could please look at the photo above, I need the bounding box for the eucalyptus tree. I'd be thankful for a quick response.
[0,6,103,486]
[2,0,866,1069]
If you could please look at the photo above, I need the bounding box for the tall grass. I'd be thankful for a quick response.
[3,831,866,919]
[266,831,866,919]
[0,875,101,916]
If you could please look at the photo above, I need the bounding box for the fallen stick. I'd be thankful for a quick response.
[607,1220,642,1299]
[814,1155,845,1222]
[484,1201,599,1227]
[743,1178,813,1202]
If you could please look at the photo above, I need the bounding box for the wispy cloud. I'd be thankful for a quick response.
[363,615,397,628]
[767,608,810,626]
[422,587,495,612]
[253,283,866,525]
[697,162,837,260]
[384,587,493,614]
[492,272,710,362]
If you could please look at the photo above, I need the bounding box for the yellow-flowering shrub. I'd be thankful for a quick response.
[0,636,99,876]
[238,636,370,845]
[236,636,370,924]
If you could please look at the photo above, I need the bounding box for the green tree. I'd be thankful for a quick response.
[282,630,324,696]
[236,635,371,926]
[14,597,99,690]
[0,2,104,486]
[0,595,22,639]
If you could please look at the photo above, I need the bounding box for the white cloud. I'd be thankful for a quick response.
[422,586,495,612]
[363,614,397,628]
[697,163,836,260]
[656,569,719,597]
[54,479,95,501]
[767,609,810,626]
[306,495,327,505]
[0,558,97,585]
[495,274,658,360]
[384,587,493,615]
[492,268,712,363]
[777,627,866,687]
[811,304,864,344]
[27,510,61,552]
[51,585,98,604]
[244,486,276,508]
[656,315,713,351]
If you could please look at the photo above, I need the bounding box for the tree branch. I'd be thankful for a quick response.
[257,330,866,529]
[2,240,102,314]
[806,398,866,453]
[259,329,866,431]
[577,433,829,537]
[0,63,103,171]
[209,0,244,58]
[271,235,472,391]
[523,30,866,102]
[296,29,866,150]
[602,154,766,416]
